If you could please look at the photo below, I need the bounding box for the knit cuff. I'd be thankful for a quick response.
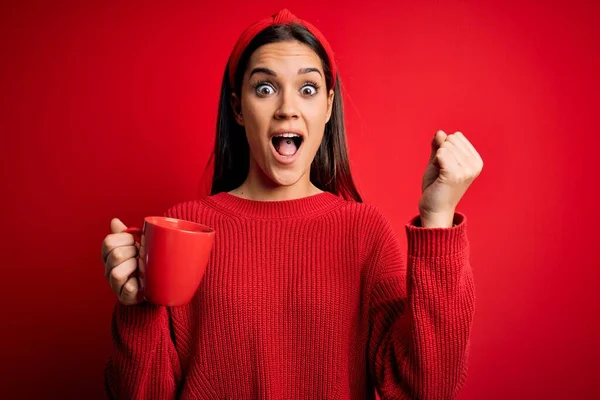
[114,300,165,327]
[405,212,468,258]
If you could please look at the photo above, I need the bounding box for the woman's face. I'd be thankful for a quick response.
[233,40,334,188]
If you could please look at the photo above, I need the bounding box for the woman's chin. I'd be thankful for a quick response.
[267,165,305,187]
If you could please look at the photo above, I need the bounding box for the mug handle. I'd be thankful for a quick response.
[124,226,143,243]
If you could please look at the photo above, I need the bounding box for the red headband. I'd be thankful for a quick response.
[228,9,337,90]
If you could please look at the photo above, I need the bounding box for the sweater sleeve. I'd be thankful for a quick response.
[104,303,181,399]
[104,206,184,399]
[367,212,475,400]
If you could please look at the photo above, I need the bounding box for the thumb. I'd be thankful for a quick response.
[429,130,447,161]
[110,218,128,234]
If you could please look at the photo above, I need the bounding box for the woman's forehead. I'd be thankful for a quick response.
[248,41,322,71]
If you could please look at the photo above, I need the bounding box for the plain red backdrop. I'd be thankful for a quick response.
[1,0,598,398]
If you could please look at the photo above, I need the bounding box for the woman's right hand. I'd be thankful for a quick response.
[102,218,143,305]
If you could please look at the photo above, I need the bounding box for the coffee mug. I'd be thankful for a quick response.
[124,217,215,306]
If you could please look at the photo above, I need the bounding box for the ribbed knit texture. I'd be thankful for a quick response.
[104,191,475,400]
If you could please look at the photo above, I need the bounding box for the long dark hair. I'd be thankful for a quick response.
[203,23,362,202]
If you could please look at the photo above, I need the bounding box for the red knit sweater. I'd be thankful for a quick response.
[104,191,474,399]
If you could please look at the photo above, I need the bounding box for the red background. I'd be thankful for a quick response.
[1,1,598,398]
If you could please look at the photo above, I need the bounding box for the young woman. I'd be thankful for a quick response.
[101,9,483,400]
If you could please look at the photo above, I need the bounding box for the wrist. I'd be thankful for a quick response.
[418,209,455,228]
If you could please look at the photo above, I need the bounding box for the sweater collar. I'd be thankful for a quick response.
[205,191,344,219]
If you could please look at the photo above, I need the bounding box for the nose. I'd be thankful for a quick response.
[274,87,299,120]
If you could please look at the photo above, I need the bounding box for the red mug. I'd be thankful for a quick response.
[124,217,215,306]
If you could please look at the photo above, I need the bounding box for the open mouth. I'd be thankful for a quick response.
[271,133,303,157]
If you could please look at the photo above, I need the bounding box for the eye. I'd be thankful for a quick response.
[254,83,275,97]
[300,80,321,97]
[300,83,318,96]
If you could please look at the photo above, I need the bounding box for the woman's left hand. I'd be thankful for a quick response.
[418,130,484,228]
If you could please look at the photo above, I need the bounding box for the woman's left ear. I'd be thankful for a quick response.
[325,89,334,123]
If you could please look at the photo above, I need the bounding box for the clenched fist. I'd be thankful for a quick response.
[101,218,144,305]
[419,130,483,228]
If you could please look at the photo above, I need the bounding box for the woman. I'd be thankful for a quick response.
[101,9,483,400]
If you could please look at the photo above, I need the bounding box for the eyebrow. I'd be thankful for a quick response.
[249,67,323,79]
